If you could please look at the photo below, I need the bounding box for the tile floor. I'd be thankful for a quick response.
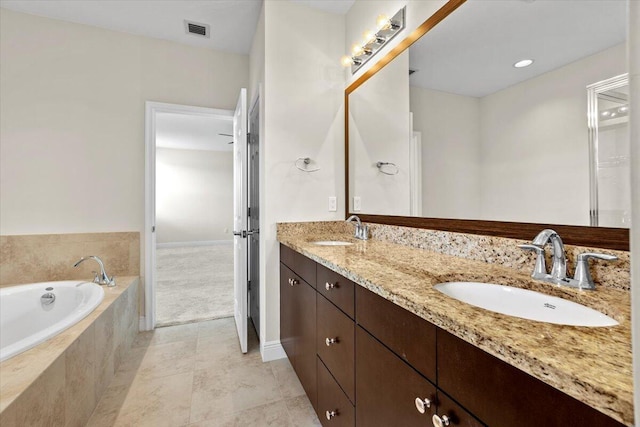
[86,318,320,427]
[156,245,234,326]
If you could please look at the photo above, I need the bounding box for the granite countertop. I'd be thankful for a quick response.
[277,231,633,426]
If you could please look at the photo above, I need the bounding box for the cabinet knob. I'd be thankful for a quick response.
[325,337,338,346]
[325,282,336,290]
[432,414,451,427]
[414,397,432,414]
[289,278,298,286]
[326,410,338,420]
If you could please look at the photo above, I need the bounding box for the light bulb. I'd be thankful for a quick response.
[601,111,611,117]
[363,30,377,45]
[352,44,365,56]
[377,14,391,30]
[341,55,354,67]
[619,106,628,112]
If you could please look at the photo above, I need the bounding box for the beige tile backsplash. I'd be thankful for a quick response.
[0,232,140,287]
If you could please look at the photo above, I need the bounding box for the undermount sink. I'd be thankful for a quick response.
[434,282,618,327]
[312,240,353,246]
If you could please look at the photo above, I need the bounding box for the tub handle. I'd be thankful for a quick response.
[41,292,56,305]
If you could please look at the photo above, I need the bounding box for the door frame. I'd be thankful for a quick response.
[143,101,234,331]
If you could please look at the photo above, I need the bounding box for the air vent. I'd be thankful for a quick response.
[184,20,210,38]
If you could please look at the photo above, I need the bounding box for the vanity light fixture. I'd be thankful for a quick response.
[513,59,534,68]
[341,7,405,74]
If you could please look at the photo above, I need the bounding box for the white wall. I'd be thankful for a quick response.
[410,86,481,218]
[156,148,233,244]
[628,1,640,424]
[345,0,448,85]
[350,50,411,215]
[479,44,626,225]
[261,1,345,344]
[0,8,249,237]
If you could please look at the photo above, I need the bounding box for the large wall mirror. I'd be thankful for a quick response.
[346,0,630,250]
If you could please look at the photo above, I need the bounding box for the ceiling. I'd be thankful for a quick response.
[409,0,627,98]
[156,112,233,152]
[0,0,354,54]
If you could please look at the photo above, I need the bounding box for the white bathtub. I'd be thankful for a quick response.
[0,281,104,362]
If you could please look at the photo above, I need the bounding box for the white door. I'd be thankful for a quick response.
[233,89,248,353]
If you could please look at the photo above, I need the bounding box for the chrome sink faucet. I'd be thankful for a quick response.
[346,215,368,240]
[519,229,617,290]
[73,255,116,287]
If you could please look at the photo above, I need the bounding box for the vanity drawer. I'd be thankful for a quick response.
[280,244,316,288]
[437,329,625,427]
[435,391,485,427]
[317,293,355,403]
[355,286,436,382]
[356,326,437,427]
[317,264,355,319]
[317,357,355,427]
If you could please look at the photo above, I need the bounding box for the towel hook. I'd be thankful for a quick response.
[376,161,399,175]
[295,157,320,173]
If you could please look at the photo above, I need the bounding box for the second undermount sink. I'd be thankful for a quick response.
[312,240,353,246]
[434,282,618,327]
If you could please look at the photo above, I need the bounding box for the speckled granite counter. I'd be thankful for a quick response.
[277,225,633,426]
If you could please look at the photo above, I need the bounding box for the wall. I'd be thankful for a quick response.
[350,50,411,215]
[479,44,626,225]
[629,1,640,424]
[0,8,249,313]
[410,86,481,218]
[260,1,345,347]
[155,148,233,244]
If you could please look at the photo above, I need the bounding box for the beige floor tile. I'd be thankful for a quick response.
[187,400,292,427]
[132,322,199,348]
[86,384,131,427]
[269,358,306,400]
[112,371,193,427]
[190,361,281,423]
[114,340,197,383]
[285,395,321,427]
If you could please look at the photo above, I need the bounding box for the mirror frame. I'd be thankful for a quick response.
[344,0,630,251]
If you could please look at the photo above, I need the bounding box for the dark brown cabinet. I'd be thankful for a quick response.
[280,244,624,427]
[280,261,317,409]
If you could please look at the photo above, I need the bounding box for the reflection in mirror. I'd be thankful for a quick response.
[348,0,628,227]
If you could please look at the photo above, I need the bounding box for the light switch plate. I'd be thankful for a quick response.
[353,196,361,212]
[328,196,337,212]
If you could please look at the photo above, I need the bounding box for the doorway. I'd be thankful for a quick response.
[144,102,235,329]
[248,95,260,337]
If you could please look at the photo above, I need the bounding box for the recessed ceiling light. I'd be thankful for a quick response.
[513,59,534,68]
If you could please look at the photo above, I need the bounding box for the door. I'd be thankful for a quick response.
[248,96,260,336]
[233,88,248,353]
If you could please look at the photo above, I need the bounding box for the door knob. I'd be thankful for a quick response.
[415,397,432,414]
[326,410,338,420]
[325,282,336,290]
[325,337,338,346]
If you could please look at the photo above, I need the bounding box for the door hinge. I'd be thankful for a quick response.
[247,280,251,291]
[247,207,251,217]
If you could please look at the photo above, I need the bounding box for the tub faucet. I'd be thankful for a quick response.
[346,215,368,240]
[73,256,115,287]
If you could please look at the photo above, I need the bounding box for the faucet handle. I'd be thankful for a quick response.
[518,244,547,278]
[573,252,617,290]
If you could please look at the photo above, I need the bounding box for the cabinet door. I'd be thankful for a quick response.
[280,263,296,361]
[318,357,355,427]
[434,391,485,427]
[356,326,436,427]
[294,277,317,410]
[281,244,317,288]
[317,294,355,402]
[438,329,625,427]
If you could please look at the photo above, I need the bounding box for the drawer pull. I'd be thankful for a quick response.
[326,410,338,420]
[289,278,299,286]
[432,414,451,427]
[325,282,336,290]
[325,337,338,346]
[415,397,432,414]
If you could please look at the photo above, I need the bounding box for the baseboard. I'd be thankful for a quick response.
[157,240,233,248]
[139,316,149,331]
[261,340,286,362]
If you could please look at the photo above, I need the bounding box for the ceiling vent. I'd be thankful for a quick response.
[184,20,210,38]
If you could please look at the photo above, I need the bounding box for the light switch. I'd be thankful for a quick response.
[328,196,337,212]
[353,196,361,212]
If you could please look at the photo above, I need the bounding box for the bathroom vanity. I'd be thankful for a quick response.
[278,226,632,427]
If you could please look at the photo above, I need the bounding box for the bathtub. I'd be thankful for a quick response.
[0,280,104,362]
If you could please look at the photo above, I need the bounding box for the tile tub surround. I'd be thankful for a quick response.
[0,232,140,287]
[277,221,631,291]
[277,223,633,426]
[0,276,139,427]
